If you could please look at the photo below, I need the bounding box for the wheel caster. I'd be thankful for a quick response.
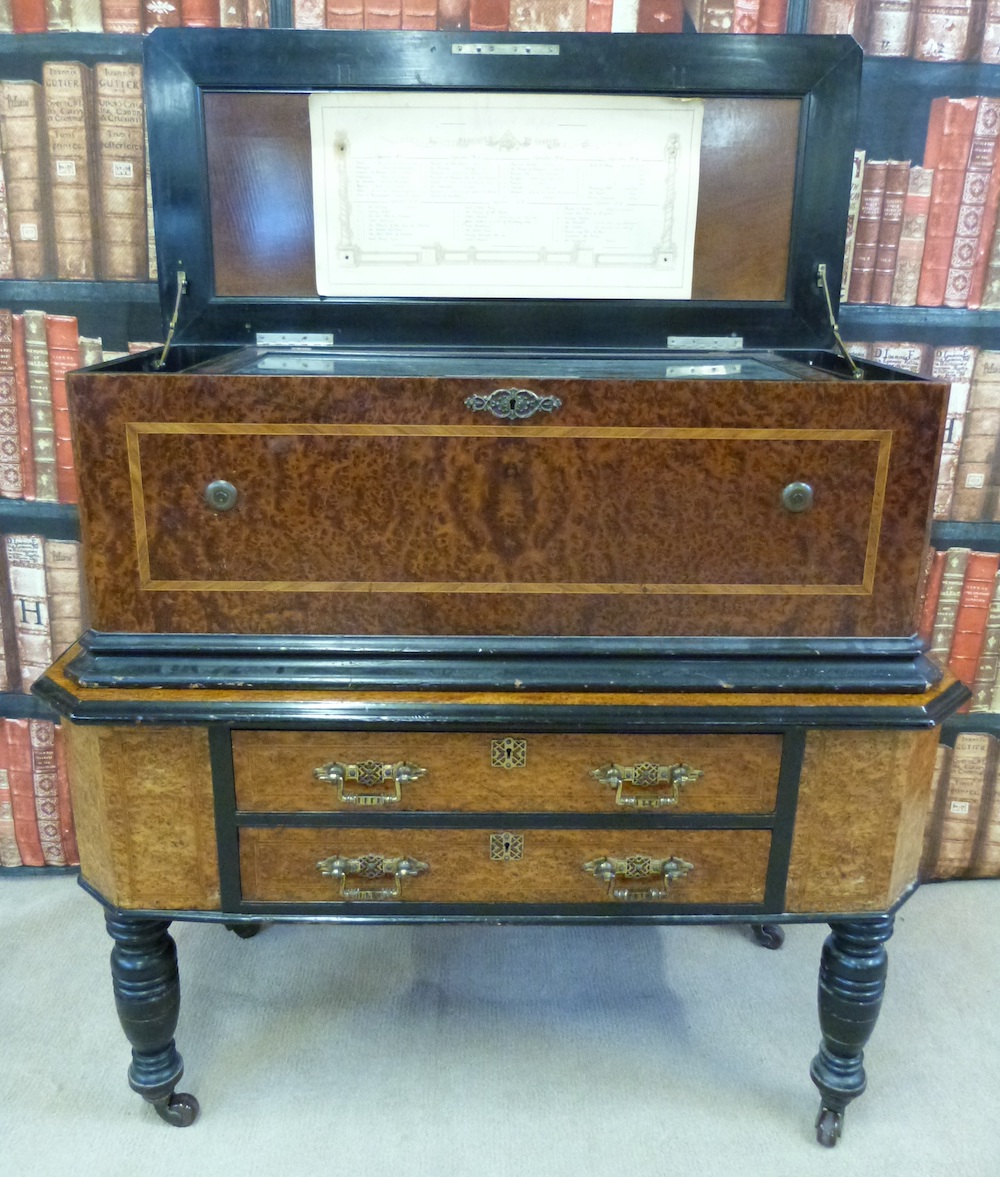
[225,922,265,939]
[152,1092,200,1127]
[750,923,785,950]
[815,1106,843,1148]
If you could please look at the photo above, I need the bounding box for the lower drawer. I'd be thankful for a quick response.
[239,826,771,906]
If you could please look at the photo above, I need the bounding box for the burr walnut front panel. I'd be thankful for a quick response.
[238,826,771,906]
[232,730,782,814]
[68,369,946,639]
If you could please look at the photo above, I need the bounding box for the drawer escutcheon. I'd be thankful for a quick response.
[591,761,704,808]
[312,759,427,806]
[583,854,694,901]
[316,853,429,900]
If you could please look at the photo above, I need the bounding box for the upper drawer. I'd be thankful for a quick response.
[69,371,944,640]
[232,730,781,815]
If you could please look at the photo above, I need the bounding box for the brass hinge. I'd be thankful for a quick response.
[817,263,863,380]
[153,268,187,370]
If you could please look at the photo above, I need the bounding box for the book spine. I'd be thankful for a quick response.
[400,0,434,26]
[46,0,75,24]
[44,314,80,505]
[0,149,15,279]
[871,160,910,304]
[847,159,888,304]
[509,0,588,27]
[469,0,506,26]
[890,165,934,305]
[71,0,105,27]
[180,0,220,20]
[953,350,1000,519]
[28,719,64,867]
[0,81,49,281]
[0,766,22,868]
[947,550,1000,691]
[363,0,400,22]
[840,150,866,301]
[918,548,947,646]
[43,539,84,659]
[756,0,787,30]
[143,0,181,26]
[5,534,51,693]
[869,340,932,373]
[220,0,247,22]
[293,0,325,21]
[929,546,971,663]
[944,97,1000,307]
[101,0,143,30]
[970,747,1000,875]
[0,307,23,501]
[981,0,1000,61]
[4,719,43,866]
[807,0,862,33]
[932,730,994,877]
[245,0,269,24]
[11,0,47,30]
[43,61,100,283]
[913,0,980,59]
[436,0,470,26]
[94,63,148,283]
[865,0,917,53]
[931,343,978,519]
[0,539,16,691]
[22,310,56,503]
[920,740,952,878]
[586,0,613,28]
[636,0,683,24]
[732,0,759,31]
[970,566,1000,709]
[918,97,980,306]
[966,97,1000,308]
[12,314,34,502]
[53,725,79,866]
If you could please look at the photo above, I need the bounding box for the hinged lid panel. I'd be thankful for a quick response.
[143,29,862,352]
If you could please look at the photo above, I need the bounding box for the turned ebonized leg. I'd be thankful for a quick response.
[809,915,893,1147]
[105,910,199,1126]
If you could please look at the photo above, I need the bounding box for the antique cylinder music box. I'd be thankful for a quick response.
[35,30,969,1146]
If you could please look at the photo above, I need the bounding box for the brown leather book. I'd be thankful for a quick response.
[44,539,84,661]
[683,0,733,29]
[470,0,507,27]
[0,80,49,281]
[101,0,143,28]
[245,0,269,23]
[918,548,947,644]
[43,61,100,282]
[436,0,469,26]
[929,545,971,663]
[11,315,33,502]
[143,0,181,26]
[947,549,1000,690]
[53,726,79,867]
[44,314,80,505]
[3,719,44,867]
[401,0,435,25]
[733,0,759,31]
[94,63,148,282]
[969,566,1000,709]
[806,0,862,33]
[4,534,52,692]
[846,159,888,304]
[364,0,401,24]
[913,0,984,60]
[510,0,586,26]
[22,311,56,503]
[932,731,996,878]
[890,165,933,305]
[917,96,979,306]
[586,0,612,30]
[180,0,220,22]
[969,749,1000,875]
[293,0,325,21]
[952,350,1000,520]
[10,0,47,29]
[945,97,1000,307]
[28,719,65,867]
[757,0,787,31]
[0,308,23,502]
[981,0,1000,60]
[864,0,917,53]
[0,764,21,867]
[931,343,978,518]
[324,0,361,21]
[871,159,910,304]
[637,0,683,29]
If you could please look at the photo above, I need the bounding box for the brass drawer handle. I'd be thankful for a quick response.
[583,854,694,902]
[464,387,562,419]
[313,759,427,806]
[590,761,703,808]
[316,853,429,901]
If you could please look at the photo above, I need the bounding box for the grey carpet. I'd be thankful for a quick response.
[3,874,998,1176]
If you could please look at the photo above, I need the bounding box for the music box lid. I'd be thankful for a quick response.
[143,28,862,354]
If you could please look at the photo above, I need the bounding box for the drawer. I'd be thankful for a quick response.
[238,826,771,906]
[232,731,781,815]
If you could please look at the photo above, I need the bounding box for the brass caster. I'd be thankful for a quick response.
[815,1106,843,1148]
[152,1092,200,1127]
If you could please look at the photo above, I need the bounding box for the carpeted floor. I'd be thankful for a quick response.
[2,873,998,1177]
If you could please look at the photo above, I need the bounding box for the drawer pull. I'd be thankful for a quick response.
[312,759,427,806]
[590,761,703,808]
[583,854,694,901]
[316,853,429,901]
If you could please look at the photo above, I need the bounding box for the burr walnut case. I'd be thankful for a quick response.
[35,30,968,1147]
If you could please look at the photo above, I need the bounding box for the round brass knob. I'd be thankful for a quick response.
[781,482,813,513]
[204,480,238,511]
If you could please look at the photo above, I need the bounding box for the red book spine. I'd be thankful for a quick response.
[918,97,980,306]
[4,719,44,867]
[11,314,34,502]
[101,0,144,31]
[180,0,221,22]
[919,549,948,646]
[326,0,364,23]
[586,0,613,29]
[949,550,1000,690]
[54,726,79,866]
[29,720,65,867]
[871,160,910,304]
[364,0,402,24]
[757,0,788,31]
[11,0,48,31]
[43,314,80,506]
[400,0,435,26]
[847,159,888,304]
[470,0,508,27]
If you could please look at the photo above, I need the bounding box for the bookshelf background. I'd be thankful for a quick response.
[0,5,998,875]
